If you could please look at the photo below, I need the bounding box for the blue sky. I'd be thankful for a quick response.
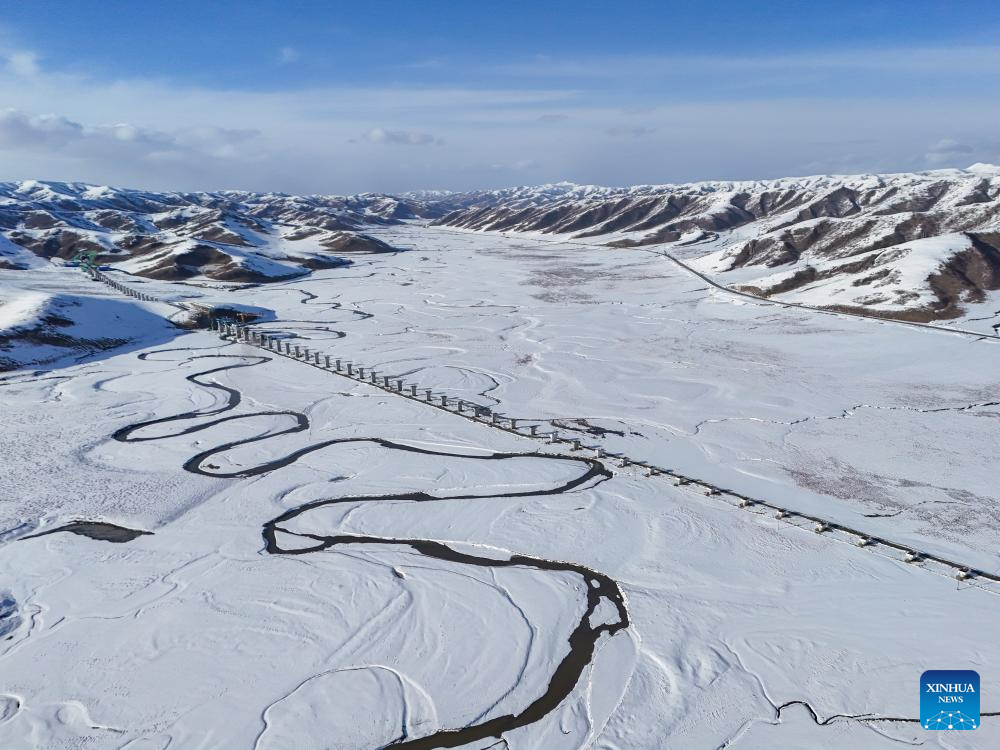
[1,1,999,193]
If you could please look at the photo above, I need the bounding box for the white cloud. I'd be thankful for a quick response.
[924,138,975,165]
[0,107,260,163]
[494,45,1000,79]
[400,58,445,70]
[354,127,444,146]
[475,159,539,173]
[921,138,1000,169]
[0,39,997,193]
[5,50,39,77]
[0,109,82,148]
[605,126,655,138]
[277,46,299,65]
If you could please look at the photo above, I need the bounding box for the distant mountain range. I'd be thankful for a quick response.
[2,166,999,323]
[430,165,1000,324]
[0,181,443,282]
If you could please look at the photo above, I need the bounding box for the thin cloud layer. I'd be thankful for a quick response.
[354,128,443,146]
[924,138,977,165]
[0,44,998,193]
[277,46,299,65]
[5,50,38,76]
[605,126,656,138]
[0,108,260,162]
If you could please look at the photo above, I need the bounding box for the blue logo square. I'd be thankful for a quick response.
[921,670,980,730]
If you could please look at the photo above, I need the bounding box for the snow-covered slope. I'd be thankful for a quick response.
[430,167,1000,323]
[0,288,176,371]
[0,181,439,283]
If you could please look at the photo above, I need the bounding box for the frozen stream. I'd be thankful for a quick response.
[2,226,999,748]
[112,345,629,748]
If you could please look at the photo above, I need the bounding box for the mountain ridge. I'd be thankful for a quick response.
[428,166,1000,325]
[2,168,999,326]
[0,181,446,281]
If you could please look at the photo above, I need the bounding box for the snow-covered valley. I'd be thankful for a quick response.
[1,210,998,749]
[430,166,1000,329]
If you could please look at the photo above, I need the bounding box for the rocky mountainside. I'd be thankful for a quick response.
[430,166,1000,323]
[0,181,440,283]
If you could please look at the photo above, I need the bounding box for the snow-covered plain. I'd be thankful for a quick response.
[1,224,998,749]
[430,166,1000,330]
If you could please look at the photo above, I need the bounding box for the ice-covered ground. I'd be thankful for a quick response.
[162,224,1000,567]
[1,226,998,748]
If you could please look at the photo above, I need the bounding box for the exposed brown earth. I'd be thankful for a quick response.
[0,182,423,283]
[430,169,1000,322]
[5,174,999,317]
[138,245,305,283]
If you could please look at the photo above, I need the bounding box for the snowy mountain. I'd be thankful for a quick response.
[0,290,177,371]
[0,181,440,283]
[431,166,1000,323]
[4,169,1000,321]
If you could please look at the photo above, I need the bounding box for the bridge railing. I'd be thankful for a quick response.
[88,268,162,304]
[212,319,1000,594]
